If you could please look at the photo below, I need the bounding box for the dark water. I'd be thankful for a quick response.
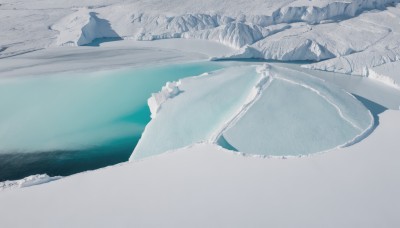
[0,138,138,181]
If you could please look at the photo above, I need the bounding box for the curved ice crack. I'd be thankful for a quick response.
[210,64,273,143]
[275,76,364,132]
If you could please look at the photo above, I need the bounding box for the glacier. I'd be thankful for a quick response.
[369,62,400,89]
[2,0,400,87]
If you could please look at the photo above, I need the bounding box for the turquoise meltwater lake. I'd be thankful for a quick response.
[0,61,224,181]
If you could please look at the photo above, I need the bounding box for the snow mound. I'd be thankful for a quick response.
[0,174,61,191]
[52,8,120,46]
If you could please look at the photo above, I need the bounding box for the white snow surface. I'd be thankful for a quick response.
[0,110,399,227]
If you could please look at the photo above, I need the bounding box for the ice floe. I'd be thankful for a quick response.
[131,63,373,159]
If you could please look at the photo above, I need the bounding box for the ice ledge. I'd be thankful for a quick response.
[368,62,400,90]
[148,81,183,119]
[0,174,62,191]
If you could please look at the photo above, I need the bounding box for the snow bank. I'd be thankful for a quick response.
[1,110,399,227]
[0,174,61,191]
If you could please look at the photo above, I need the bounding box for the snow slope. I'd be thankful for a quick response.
[0,110,399,227]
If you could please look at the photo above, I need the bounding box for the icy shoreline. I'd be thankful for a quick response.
[0,110,399,227]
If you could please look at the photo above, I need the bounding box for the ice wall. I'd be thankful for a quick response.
[368,62,400,89]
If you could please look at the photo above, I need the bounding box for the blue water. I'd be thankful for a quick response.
[0,61,224,181]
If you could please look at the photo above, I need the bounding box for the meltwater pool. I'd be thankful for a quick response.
[0,61,224,181]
